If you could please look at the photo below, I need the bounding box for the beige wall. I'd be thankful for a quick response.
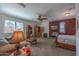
[76,3,79,56]
[40,20,49,38]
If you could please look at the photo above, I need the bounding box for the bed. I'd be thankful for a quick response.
[56,35,76,51]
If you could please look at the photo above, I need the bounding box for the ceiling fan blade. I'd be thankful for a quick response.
[17,3,26,8]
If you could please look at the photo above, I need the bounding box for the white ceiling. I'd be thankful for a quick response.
[0,3,75,22]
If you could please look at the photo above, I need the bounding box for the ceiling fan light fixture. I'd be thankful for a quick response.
[64,12,71,16]
[64,7,73,16]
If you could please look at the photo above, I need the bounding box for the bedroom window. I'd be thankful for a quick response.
[16,22,23,31]
[4,20,15,33]
[4,20,24,33]
[59,22,65,33]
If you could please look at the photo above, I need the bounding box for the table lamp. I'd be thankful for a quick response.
[11,31,25,43]
[11,31,25,55]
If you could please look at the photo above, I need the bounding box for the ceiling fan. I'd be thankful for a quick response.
[64,6,75,16]
[17,3,26,8]
[37,15,48,21]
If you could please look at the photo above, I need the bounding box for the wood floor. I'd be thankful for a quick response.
[31,38,75,56]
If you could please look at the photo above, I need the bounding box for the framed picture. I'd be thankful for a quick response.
[51,26,58,30]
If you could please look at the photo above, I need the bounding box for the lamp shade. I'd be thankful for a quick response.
[11,31,25,43]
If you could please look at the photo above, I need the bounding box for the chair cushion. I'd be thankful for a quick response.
[0,44,16,53]
[0,41,26,53]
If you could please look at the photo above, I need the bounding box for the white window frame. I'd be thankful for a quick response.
[59,22,65,33]
[4,20,24,33]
